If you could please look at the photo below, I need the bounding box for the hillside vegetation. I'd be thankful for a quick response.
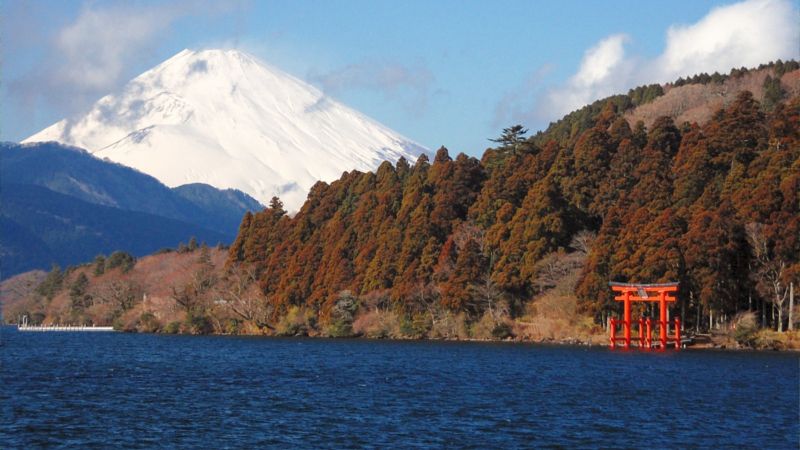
[4,63,799,348]
[227,66,799,341]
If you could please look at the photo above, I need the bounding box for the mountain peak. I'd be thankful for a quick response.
[161,48,266,74]
[24,48,428,211]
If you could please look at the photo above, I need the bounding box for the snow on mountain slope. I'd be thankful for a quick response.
[24,49,429,211]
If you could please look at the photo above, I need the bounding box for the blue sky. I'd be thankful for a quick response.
[3,0,798,156]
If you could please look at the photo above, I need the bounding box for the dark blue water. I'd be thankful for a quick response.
[1,328,797,448]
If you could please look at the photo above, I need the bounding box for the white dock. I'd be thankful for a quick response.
[17,324,116,332]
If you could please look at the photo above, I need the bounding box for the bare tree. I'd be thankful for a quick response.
[569,230,597,256]
[452,222,485,252]
[216,264,274,329]
[191,247,217,295]
[471,275,508,322]
[361,289,392,313]
[93,280,142,312]
[171,284,200,314]
[168,252,219,316]
[746,223,789,332]
[412,282,445,327]
[532,250,574,294]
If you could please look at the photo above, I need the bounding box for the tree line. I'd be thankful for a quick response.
[15,66,798,341]
[227,88,798,334]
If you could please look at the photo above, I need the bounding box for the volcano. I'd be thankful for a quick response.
[24,49,428,211]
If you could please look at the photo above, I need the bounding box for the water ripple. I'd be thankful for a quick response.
[1,330,798,448]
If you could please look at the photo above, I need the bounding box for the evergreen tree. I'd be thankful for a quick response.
[35,265,64,300]
[762,75,785,111]
[69,273,92,310]
[106,251,136,273]
[490,125,529,155]
[93,255,106,276]
[269,196,286,216]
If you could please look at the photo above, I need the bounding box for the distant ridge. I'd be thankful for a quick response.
[1,141,262,235]
[0,182,228,278]
[0,141,263,279]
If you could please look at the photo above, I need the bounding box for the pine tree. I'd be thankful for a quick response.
[69,273,92,310]
[36,265,64,300]
[490,125,528,155]
[93,255,106,276]
[762,75,785,111]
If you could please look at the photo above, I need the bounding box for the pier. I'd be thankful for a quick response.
[18,324,116,332]
[17,316,115,332]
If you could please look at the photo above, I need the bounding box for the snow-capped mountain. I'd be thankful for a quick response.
[24,49,428,211]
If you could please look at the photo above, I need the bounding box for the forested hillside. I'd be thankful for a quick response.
[5,63,798,346]
[229,69,798,333]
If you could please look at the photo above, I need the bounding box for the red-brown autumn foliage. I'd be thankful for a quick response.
[6,64,798,336]
[227,80,798,331]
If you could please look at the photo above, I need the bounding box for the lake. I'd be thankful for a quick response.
[1,328,797,448]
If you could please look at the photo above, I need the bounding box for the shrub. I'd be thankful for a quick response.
[164,321,182,334]
[732,312,758,348]
[324,291,359,337]
[429,311,469,340]
[28,312,46,326]
[86,302,115,327]
[492,322,514,339]
[470,312,498,340]
[137,312,161,333]
[275,306,309,336]
[528,293,576,321]
[352,309,400,339]
[184,314,213,335]
[112,308,142,332]
[399,317,414,337]
[414,313,432,336]
[398,313,430,339]
[224,319,241,335]
[326,319,354,338]
[755,330,788,351]
[106,251,136,273]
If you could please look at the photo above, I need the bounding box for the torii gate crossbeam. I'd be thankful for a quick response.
[608,282,681,350]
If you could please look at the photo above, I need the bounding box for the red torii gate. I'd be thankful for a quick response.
[608,282,681,350]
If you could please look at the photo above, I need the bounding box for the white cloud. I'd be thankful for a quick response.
[572,34,630,87]
[529,0,799,123]
[54,5,176,92]
[8,1,246,119]
[309,61,435,115]
[539,34,633,120]
[653,0,798,81]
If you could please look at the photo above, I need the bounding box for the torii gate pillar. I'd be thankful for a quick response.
[609,282,681,350]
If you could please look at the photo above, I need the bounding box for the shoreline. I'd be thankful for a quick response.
[7,324,795,352]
